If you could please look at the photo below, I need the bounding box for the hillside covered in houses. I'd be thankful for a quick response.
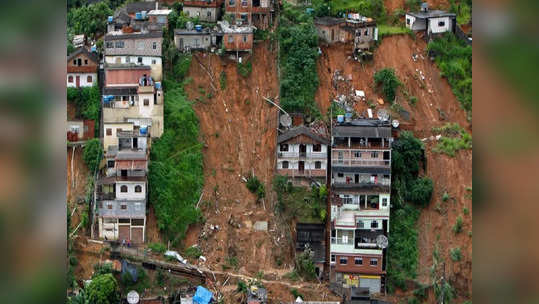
[66,0,472,303]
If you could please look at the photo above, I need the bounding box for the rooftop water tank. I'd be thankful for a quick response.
[91,46,97,52]
[140,126,148,135]
[135,12,142,20]
[108,16,113,23]
[195,25,202,32]
[155,82,162,90]
[337,115,344,123]
[345,112,352,122]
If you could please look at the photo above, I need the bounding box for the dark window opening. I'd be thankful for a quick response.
[355,258,363,265]
[280,144,289,152]
[107,160,115,168]
[370,259,378,266]
[313,144,321,152]
[282,161,289,169]
[315,161,321,169]
[135,185,142,192]
[339,257,347,265]
[121,185,128,192]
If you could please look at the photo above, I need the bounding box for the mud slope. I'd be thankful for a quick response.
[184,42,294,278]
[384,0,450,14]
[316,35,472,301]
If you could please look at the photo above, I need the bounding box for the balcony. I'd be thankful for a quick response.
[278,151,326,159]
[332,180,390,191]
[137,85,155,94]
[332,159,390,167]
[333,140,391,150]
[276,169,326,178]
[96,192,116,200]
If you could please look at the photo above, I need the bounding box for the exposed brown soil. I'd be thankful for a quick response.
[67,146,89,204]
[384,0,451,14]
[316,35,472,302]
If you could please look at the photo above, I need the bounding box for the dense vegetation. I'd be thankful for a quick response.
[83,138,103,174]
[428,33,472,115]
[67,86,101,137]
[148,54,204,244]
[387,131,434,292]
[449,0,472,25]
[316,0,386,21]
[374,68,401,102]
[278,3,320,116]
[67,2,113,40]
[246,175,266,201]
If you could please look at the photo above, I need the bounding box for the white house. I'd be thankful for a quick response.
[67,47,98,88]
[405,3,456,36]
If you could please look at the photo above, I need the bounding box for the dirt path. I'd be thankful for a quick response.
[184,42,296,279]
[316,35,472,302]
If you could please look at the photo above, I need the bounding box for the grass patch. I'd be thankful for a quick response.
[184,246,203,259]
[148,242,166,254]
[450,247,462,261]
[219,71,227,90]
[453,216,463,234]
[432,123,472,157]
[237,61,252,78]
[378,24,413,39]
[374,68,401,103]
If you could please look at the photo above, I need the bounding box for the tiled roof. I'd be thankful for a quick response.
[67,47,99,64]
[278,125,330,144]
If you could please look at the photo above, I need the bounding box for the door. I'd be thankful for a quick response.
[131,227,143,244]
[121,170,128,177]
[299,161,305,172]
[118,225,130,242]
[75,75,80,87]
[133,137,138,149]
[359,277,381,294]
[179,38,184,50]
[299,144,306,157]
[355,174,359,184]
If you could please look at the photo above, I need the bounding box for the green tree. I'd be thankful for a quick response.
[374,68,401,102]
[406,177,434,207]
[83,139,102,174]
[67,2,113,40]
[85,274,119,304]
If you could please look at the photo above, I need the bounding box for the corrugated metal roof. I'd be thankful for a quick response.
[333,125,391,138]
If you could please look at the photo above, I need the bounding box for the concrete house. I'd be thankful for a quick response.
[405,3,456,37]
[276,125,329,184]
[174,28,217,51]
[182,0,223,23]
[330,119,393,295]
[218,21,254,52]
[67,47,98,88]
[104,31,163,81]
[103,71,164,139]
[96,150,148,244]
[224,0,273,29]
[67,120,95,142]
[314,17,346,44]
[342,15,378,53]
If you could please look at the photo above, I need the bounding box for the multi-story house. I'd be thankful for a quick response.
[276,125,329,185]
[329,119,392,295]
[224,0,273,29]
[103,68,164,140]
[67,47,98,88]
[218,21,254,52]
[405,3,456,38]
[96,150,148,244]
[182,0,223,23]
[104,31,163,81]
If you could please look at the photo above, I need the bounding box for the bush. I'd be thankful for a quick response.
[67,85,101,136]
[406,178,434,207]
[67,2,113,40]
[83,138,102,173]
[237,61,252,78]
[453,216,463,234]
[219,71,227,90]
[85,274,119,304]
[148,242,166,254]
[184,246,202,259]
[246,175,266,201]
[450,247,462,261]
[374,68,401,102]
[294,246,317,280]
[93,262,113,277]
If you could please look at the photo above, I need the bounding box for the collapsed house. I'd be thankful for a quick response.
[173,21,255,53]
[405,2,456,38]
[329,118,392,295]
[296,223,326,278]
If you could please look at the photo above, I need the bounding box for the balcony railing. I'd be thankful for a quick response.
[278,152,326,158]
[333,142,391,150]
[332,159,390,167]
[137,85,155,94]
[276,169,326,177]
[96,192,116,200]
[332,180,391,191]
[117,130,149,138]
[330,237,354,245]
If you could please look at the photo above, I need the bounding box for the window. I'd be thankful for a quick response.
[135,185,142,192]
[382,198,388,207]
[106,41,114,48]
[342,196,352,205]
[337,173,344,178]
[242,35,247,43]
[357,220,364,228]
[371,152,378,158]
[73,60,76,65]
[315,161,321,169]
[143,99,149,106]
[280,144,289,152]
[438,21,445,27]
[137,41,144,50]
[115,41,124,48]
[355,258,363,265]
[331,255,336,263]
[84,59,88,65]
[152,59,156,64]
[152,42,157,49]
[406,18,411,25]
[107,160,115,168]
[132,218,144,226]
[313,144,321,152]
[241,13,248,22]
[87,75,93,83]
[138,57,143,63]
[126,56,130,63]
[120,185,128,192]
[282,161,289,169]
[370,259,378,266]
[107,204,112,209]
[228,35,234,43]
[353,152,360,158]
[339,257,347,265]
[68,76,73,83]
[207,11,211,17]
[119,218,130,224]
[364,29,368,35]
[121,204,127,210]
[371,220,378,229]
[106,128,112,136]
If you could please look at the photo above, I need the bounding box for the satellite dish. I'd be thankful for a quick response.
[280,114,292,127]
[376,235,388,249]
[127,290,140,304]
[392,119,400,128]
[377,109,389,121]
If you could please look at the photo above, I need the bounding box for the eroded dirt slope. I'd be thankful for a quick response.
[184,42,294,278]
[384,0,450,14]
[316,35,472,301]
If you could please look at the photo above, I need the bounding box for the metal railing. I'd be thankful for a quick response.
[330,237,354,245]
[332,159,390,166]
